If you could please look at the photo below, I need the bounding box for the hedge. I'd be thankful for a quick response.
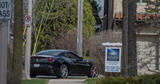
[96,73,160,84]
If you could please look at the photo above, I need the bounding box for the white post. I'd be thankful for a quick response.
[0,0,12,83]
[0,20,9,84]
[77,0,83,57]
[24,0,32,79]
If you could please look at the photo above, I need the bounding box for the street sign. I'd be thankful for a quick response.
[105,47,121,72]
[25,15,32,27]
[0,0,12,19]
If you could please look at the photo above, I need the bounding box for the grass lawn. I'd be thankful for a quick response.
[86,78,97,84]
[22,79,48,84]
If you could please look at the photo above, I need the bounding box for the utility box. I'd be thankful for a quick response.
[102,42,122,73]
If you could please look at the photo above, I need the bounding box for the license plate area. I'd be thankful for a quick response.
[34,64,40,68]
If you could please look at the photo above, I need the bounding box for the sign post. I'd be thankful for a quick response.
[102,43,122,73]
[0,21,9,84]
[0,0,11,84]
[24,0,32,79]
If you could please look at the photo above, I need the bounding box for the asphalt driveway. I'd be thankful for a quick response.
[36,76,87,84]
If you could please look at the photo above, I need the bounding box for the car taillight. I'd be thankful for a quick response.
[48,57,52,62]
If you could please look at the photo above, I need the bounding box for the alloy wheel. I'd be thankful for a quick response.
[60,64,68,78]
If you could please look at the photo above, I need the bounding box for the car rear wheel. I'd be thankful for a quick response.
[57,64,68,78]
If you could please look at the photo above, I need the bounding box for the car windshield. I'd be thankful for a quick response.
[36,50,62,56]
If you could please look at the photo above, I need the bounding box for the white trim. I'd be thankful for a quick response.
[137,2,147,6]
[102,42,122,47]
[136,33,159,36]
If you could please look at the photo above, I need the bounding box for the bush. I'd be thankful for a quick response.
[86,78,97,84]
[88,31,122,75]
[96,73,160,84]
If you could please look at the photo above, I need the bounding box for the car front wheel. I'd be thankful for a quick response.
[88,66,98,78]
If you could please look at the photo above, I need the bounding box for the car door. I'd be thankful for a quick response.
[64,52,79,74]
[65,52,90,75]
[76,59,90,75]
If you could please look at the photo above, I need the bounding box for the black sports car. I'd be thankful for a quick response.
[30,49,97,78]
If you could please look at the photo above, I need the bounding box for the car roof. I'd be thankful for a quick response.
[35,49,79,56]
[37,49,70,53]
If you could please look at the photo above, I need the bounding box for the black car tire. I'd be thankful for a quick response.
[88,66,98,78]
[57,64,68,78]
[30,74,36,78]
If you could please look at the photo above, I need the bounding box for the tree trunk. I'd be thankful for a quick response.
[122,0,129,76]
[103,0,114,30]
[8,0,24,84]
[128,0,137,76]
[122,0,137,76]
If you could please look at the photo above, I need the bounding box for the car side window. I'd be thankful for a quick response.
[65,52,79,60]
[58,52,64,56]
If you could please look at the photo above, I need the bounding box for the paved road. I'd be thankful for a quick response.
[36,76,87,84]
[48,79,85,84]
[35,75,103,84]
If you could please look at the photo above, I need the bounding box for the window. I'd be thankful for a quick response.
[36,50,62,56]
[137,0,150,5]
[65,52,80,60]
